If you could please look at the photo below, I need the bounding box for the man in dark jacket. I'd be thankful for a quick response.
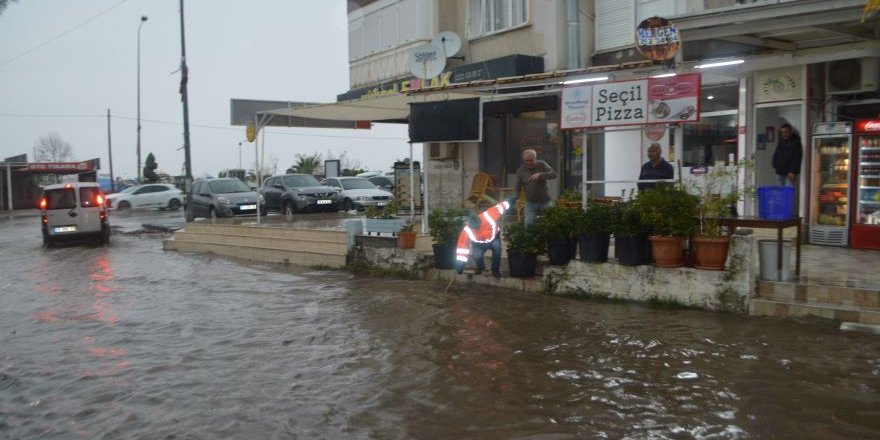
[772,123,803,187]
[638,143,674,191]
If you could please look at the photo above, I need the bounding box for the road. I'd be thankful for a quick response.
[1,209,879,439]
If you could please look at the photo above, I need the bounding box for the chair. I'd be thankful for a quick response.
[466,172,497,207]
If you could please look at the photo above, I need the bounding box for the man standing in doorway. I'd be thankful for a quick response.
[513,149,557,227]
[772,123,803,187]
[638,143,674,191]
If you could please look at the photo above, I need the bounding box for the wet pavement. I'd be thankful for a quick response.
[1,211,880,438]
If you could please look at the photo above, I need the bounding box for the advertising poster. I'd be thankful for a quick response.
[647,73,700,123]
[560,84,592,130]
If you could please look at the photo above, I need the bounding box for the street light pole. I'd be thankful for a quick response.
[238,141,243,169]
[179,0,194,222]
[137,15,147,182]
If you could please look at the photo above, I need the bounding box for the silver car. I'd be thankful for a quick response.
[321,176,393,211]
[190,178,264,218]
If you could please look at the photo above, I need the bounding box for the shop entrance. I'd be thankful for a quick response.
[754,103,803,187]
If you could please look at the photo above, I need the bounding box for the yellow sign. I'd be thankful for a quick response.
[246,123,256,142]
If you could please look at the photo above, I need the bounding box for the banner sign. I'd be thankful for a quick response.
[561,73,700,129]
[27,162,93,172]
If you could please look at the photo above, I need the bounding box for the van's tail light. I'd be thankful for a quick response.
[41,215,48,224]
[96,194,104,205]
[39,198,47,209]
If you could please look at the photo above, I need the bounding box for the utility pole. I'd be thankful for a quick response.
[107,109,115,193]
[179,0,194,222]
[137,15,147,182]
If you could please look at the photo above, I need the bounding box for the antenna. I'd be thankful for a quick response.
[432,31,463,60]
[409,43,445,79]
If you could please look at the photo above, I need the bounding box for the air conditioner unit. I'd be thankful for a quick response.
[826,57,879,94]
[429,143,460,160]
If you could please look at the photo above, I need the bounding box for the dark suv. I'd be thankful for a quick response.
[260,174,340,214]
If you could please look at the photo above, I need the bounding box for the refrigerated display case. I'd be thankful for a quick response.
[810,122,851,246]
[851,119,880,250]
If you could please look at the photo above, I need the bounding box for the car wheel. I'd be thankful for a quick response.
[342,199,353,211]
[283,200,295,216]
[168,198,181,211]
[42,231,53,248]
[101,226,111,246]
[117,201,130,210]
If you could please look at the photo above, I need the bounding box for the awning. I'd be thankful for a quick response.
[260,91,482,122]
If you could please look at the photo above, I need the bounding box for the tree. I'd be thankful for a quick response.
[143,153,159,183]
[34,132,74,162]
[0,0,18,15]
[287,153,323,175]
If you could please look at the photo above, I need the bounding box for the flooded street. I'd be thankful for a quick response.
[1,213,879,439]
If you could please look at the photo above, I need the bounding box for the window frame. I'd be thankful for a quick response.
[466,0,530,39]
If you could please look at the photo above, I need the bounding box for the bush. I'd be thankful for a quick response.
[573,201,615,236]
[503,221,545,254]
[427,208,468,245]
[635,186,698,236]
[533,206,579,242]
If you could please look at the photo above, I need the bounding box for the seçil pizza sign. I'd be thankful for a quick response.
[560,73,700,130]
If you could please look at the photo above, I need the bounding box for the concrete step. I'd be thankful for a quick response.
[756,280,880,309]
[173,230,347,255]
[164,239,347,268]
[183,223,346,243]
[749,298,880,325]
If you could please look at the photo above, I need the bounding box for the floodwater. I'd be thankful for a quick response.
[1,215,879,439]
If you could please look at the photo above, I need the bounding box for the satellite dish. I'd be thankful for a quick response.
[409,43,445,79]
[432,31,462,58]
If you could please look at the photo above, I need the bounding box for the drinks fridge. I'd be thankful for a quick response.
[851,119,880,250]
[810,122,851,246]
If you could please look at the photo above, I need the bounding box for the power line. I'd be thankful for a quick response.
[0,0,131,68]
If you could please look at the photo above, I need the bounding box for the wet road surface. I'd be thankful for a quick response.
[1,211,879,439]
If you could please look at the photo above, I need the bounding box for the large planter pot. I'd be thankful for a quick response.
[398,230,417,249]
[649,235,686,268]
[432,243,456,270]
[615,234,651,266]
[364,218,404,236]
[547,237,574,266]
[578,233,610,263]
[692,235,731,270]
[507,249,537,278]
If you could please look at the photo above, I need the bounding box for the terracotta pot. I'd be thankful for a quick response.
[649,235,685,267]
[398,230,417,249]
[692,235,731,270]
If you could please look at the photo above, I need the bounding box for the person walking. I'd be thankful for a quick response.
[772,123,803,187]
[454,199,511,278]
[512,149,557,227]
[637,143,674,191]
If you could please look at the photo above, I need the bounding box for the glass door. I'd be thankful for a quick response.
[856,134,880,225]
[812,134,850,228]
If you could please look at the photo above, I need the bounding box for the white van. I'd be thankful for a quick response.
[40,182,110,247]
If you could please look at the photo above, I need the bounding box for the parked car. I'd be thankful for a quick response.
[105,183,184,211]
[260,174,340,214]
[190,178,264,219]
[40,182,110,247]
[320,176,393,211]
[368,175,395,193]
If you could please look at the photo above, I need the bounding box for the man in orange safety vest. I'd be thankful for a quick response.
[454,199,511,278]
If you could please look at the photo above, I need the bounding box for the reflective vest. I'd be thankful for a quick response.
[455,201,510,264]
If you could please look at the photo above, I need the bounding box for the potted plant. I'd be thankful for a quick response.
[364,201,404,236]
[635,185,699,267]
[573,201,615,263]
[555,188,582,210]
[428,208,468,270]
[503,221,545,277]
[686,159,754,270]
[533,206,579,266]
[612,191,651,266]
[397,218,417,249]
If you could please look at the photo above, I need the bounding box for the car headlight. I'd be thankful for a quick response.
[258,194,264,202]
[356,196,371,202]
[217,197,231,206]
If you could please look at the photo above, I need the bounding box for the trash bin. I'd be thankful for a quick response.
[758,186,794,220]
[759,239,792,281]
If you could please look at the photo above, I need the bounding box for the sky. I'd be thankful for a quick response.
[0,0,417,179]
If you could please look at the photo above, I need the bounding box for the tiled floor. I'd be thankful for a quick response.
[797,244,880,290]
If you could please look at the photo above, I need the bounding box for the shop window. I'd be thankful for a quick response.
[467,0,529,38]
[682,83,738,167]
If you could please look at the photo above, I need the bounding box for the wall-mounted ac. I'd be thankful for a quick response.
[826,57,879,94]
[429,143,460,160]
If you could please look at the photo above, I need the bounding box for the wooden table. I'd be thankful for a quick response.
[715,216,802,280]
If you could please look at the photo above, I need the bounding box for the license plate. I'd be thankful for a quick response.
[54,226,76,233]
[240,204,257,210]
[316,199,331,205]
[377,202,387,207]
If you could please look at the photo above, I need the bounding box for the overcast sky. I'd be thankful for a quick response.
[0,0,416,179]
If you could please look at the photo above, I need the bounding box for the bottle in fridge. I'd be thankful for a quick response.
[810,122,851,246]
[850,119,880,250]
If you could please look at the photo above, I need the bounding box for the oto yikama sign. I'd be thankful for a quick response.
[27,162,93,172]
[560,73,700,129]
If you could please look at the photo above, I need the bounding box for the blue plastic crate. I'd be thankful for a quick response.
[758,186,794,220]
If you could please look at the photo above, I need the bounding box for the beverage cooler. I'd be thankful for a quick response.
[810,122,851,246]
[851,119,880,250]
